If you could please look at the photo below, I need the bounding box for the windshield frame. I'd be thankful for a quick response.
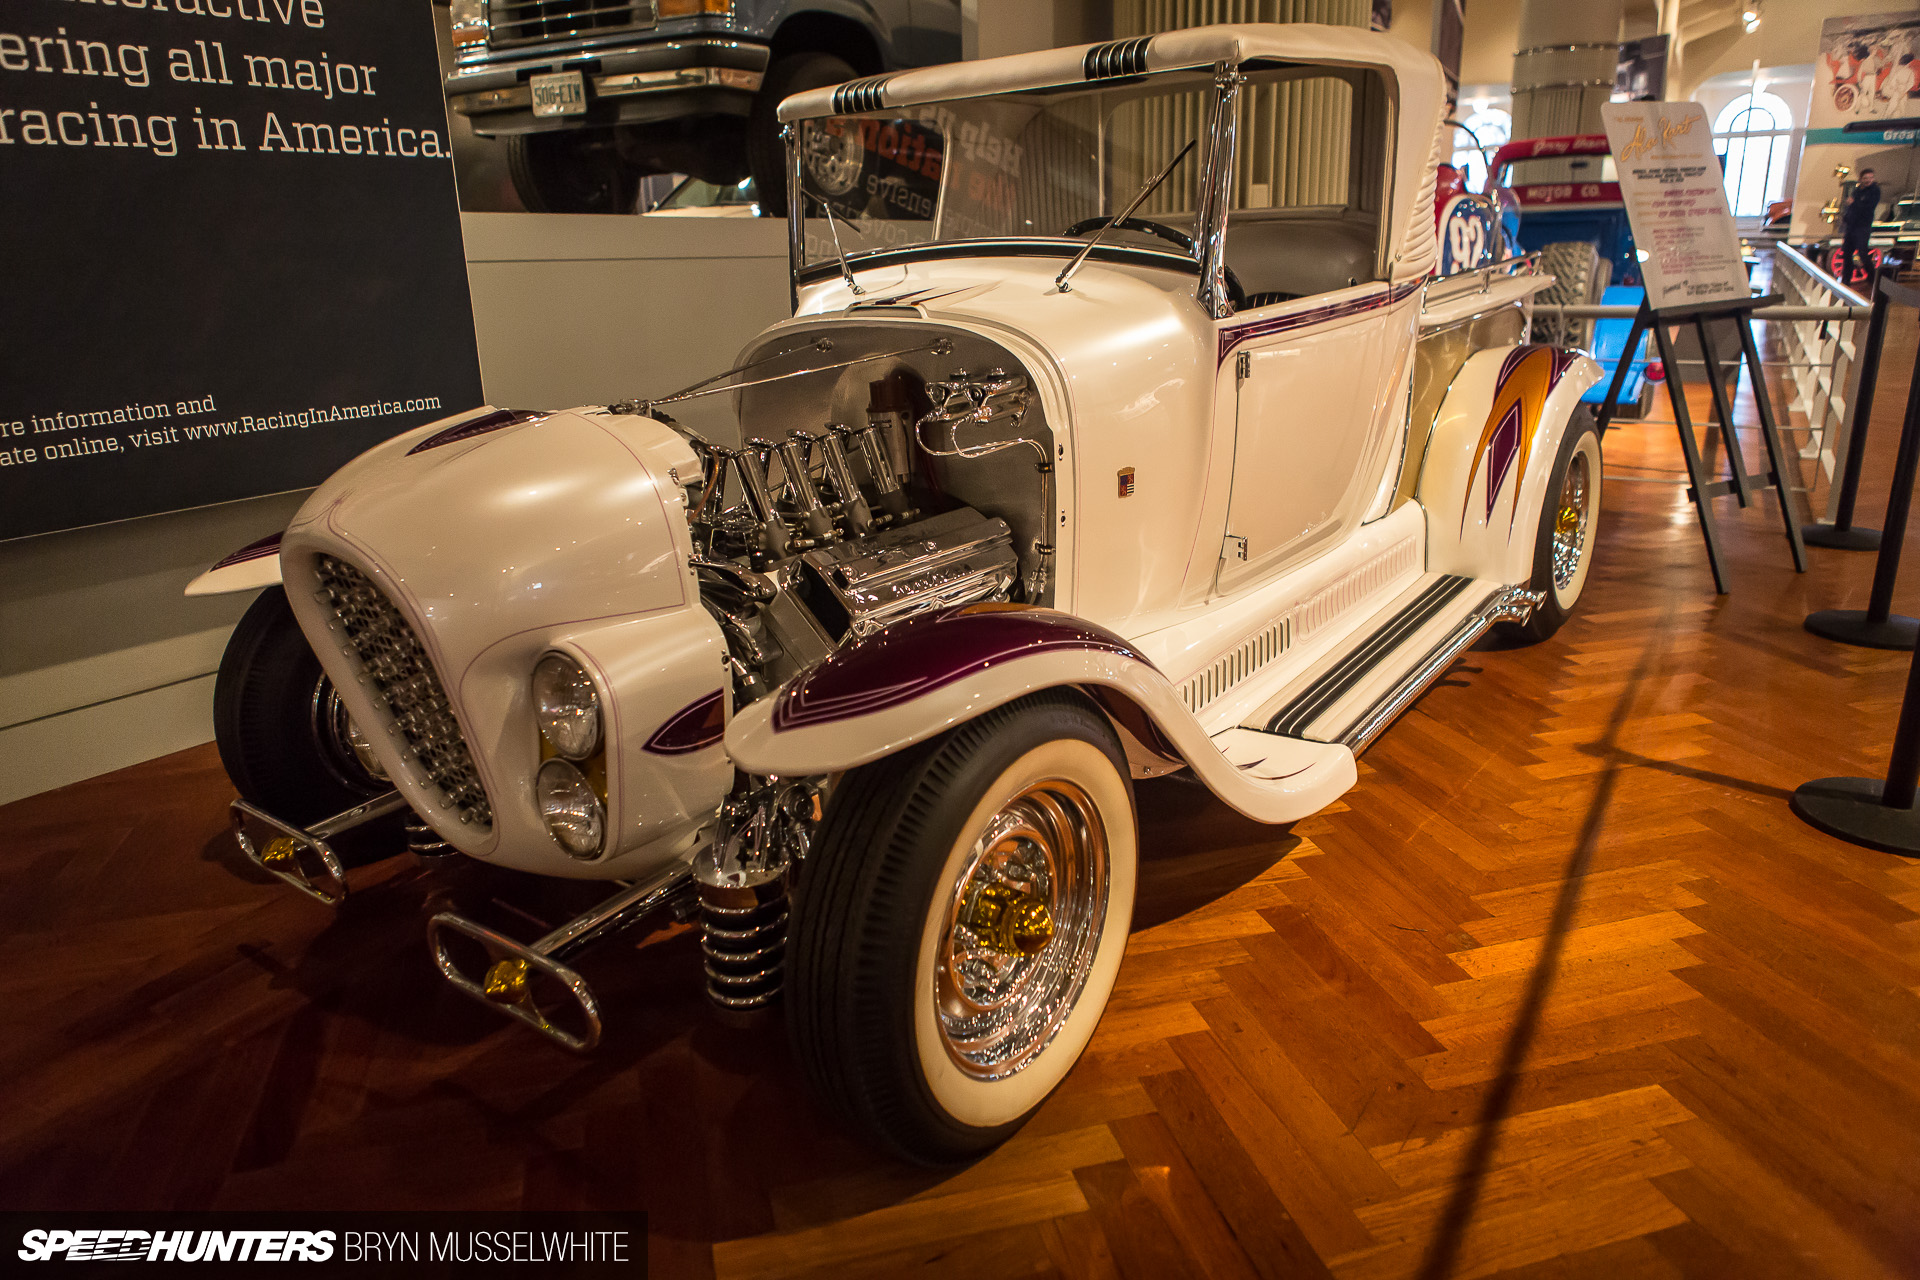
[783,62,1242,314]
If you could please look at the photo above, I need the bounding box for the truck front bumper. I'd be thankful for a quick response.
[446,38,768,136]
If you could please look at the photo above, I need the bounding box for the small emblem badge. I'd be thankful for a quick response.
[1117,467,1136,498]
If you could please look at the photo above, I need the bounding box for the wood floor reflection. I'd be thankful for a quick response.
[4,313,1918,1278]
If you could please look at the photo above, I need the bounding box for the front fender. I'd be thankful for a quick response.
[724,605,1356,825]
[184,532,283,597]
[1419,344,1600,585]
[183,405,519,598]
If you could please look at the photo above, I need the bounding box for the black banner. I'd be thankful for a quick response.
[0,0,484,541]
[2,1212,645,1277]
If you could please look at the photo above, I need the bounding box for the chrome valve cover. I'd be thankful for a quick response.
[796,507,1019,639]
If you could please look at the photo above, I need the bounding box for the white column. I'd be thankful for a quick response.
[1511,0,1624,143]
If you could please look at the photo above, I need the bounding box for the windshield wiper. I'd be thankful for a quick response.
[815,196,866,297]
[1055,139,1197,294]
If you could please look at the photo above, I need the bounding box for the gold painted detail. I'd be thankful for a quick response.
[260,836,301,870]
[483,958,532,1005]
[960,881,1056,957]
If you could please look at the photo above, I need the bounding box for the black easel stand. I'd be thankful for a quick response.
[1804,280,1920,651]
[1803,286,1891,552]
[1791,635,1920,857]
[1594,292,1807,595]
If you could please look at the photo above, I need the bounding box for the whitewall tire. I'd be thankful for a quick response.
[1505,409,1601,642]
[787,689,1138,1163]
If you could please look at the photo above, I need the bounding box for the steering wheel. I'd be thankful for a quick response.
[1062,216,1246,307]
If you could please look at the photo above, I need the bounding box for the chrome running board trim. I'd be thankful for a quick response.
[1338,585,1543,754]
[230,790,408,906]
[428,862,697,1052]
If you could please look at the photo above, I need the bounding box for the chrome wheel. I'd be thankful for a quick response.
[936,779,1109,1081]
[1550,449,1593,593]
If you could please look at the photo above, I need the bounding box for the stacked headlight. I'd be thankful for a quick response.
[532,653,606,858]
[449,0,488,48]
[536,759,605,858]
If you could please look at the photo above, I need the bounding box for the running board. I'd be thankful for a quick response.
[1249,576,1541,751]
[1339,585,1540,752]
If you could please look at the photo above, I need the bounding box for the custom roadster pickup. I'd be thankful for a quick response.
[190,22,1601,1163]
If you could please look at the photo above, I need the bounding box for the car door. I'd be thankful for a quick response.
[1214,288,1407,594]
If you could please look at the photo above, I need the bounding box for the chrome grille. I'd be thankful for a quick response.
[314,556,493,830]
[487,0,657,49]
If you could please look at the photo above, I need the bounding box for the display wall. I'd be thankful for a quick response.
[0,0,482,540]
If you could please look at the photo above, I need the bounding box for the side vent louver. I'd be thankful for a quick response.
[1289,539,1420,644]
[1177,536,1421,716]
[1181,621,1290,713]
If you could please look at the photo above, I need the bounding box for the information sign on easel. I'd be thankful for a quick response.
[1595,101,1807,593]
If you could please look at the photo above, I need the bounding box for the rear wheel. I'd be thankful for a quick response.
[747,52,857,216]
[1503,411,1601,643]
[507,128,641,214]
[215,587,388,824]
[788,690,1137,1163]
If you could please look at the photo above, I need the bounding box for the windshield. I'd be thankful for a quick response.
[793,75,1217,276]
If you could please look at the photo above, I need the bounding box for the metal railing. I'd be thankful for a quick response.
[1535,264,1869,516]
[1771,243,1871,516]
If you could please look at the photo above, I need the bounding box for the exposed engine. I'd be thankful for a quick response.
[676,357,1051,707]
[640,339,1057,1009]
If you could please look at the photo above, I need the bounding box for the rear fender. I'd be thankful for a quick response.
[1418,344,1600,585]
[724,605,1356,825]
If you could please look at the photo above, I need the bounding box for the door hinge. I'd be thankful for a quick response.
[1235,351,1252,385]
[1222,533,1248,562]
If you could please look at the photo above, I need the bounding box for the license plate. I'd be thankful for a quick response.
[530,70,588,118]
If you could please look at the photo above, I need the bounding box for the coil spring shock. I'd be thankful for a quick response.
[696,868,789,1009]
[406,810,457,859]
[692,779,818,1008]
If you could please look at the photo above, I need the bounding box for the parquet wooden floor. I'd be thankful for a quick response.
[4,311,1919,1278]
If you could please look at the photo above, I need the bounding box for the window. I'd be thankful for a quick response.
[1713,90,1794,218]
[1450,107,1510,192]
[794,65,1391,291]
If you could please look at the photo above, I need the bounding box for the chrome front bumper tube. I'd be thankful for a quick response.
[230,791,409,906]
[428,863,697,1052]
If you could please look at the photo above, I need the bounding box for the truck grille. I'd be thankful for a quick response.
[487,0,658,50]
[314,556,494,830]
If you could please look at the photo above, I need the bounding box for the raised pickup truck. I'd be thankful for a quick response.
[443,0,960,213]
[195,22,1601,1163]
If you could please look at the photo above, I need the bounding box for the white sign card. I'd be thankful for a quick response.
[1600,101,1751,309]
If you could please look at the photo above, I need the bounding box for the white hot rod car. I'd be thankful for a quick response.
[189,23,1601,1162]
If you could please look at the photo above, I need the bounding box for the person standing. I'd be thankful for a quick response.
[1843,168,1882,286]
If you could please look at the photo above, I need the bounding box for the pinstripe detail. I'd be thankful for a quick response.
[830,76,890,114]
[1083,37,1151,80]
[1217,277,1424,364]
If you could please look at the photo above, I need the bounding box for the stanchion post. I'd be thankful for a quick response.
[1884,647,1920,811]
[1792,634,1920,856]
[1865,365,1920,621]
[1805,288,1891,551]
[1805,305,1920,651]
